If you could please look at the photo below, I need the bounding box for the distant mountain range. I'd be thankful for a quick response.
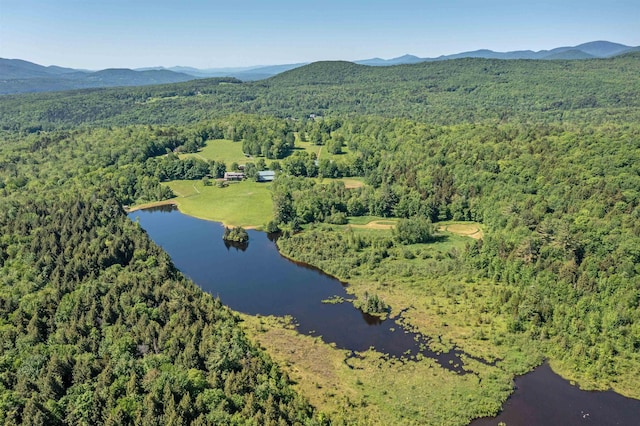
[2,41,638,95]
[0,59,198,94]
[136,63,308,81]
[355,41,639,65]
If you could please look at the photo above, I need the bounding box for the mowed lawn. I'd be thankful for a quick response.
[165,180,273,228]
[180,139,249,167]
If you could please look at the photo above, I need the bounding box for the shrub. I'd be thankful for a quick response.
[393,217,434,245]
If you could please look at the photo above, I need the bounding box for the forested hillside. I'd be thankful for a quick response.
[273,118,640,392]
[1,54,639,424]
[0,125,322,424]
[0,58,202,95]
[1,54,639,131]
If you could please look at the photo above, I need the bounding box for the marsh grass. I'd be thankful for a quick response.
[240,314,515,425]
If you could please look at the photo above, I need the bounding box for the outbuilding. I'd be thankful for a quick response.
[257,170,276,182]
[224,172,245,181]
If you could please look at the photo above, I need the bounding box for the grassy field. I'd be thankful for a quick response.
[163,179,273,228]
[438,222,484,240]
[338,177,365,188]
[343,218,482,239]
[294,137,352,162]
[180,138,249,166]
[314,176,366,189]
[345,215,397,226]
[181,137,359,174]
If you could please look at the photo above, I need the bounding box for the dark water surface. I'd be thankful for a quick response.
[470,363,640,426]
[130,206,461,365]
[131,206,640,425]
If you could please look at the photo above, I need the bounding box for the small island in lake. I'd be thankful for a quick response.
[222,226,249,243]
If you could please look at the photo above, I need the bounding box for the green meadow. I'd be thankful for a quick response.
[180,138,249,166]
[180,136,352,169]
[160,138,273,227]
[316,176,366,188]
[164,180,273,228]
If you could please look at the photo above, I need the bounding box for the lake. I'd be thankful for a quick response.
[130,206,640,425]
[129,205,465,368]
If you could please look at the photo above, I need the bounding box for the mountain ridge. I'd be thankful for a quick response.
[2,40,637,94]
[0,59,198,94]
[364,40,638,64]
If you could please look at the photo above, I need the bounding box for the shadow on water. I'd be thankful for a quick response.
[130,207,473,372]
[266,231,281,242]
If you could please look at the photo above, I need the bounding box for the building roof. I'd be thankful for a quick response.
[224,172,245,180]
[257,170,276,181]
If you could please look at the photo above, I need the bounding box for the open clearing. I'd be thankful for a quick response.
[180,138,249,167]
[161,179,273,228]
[438,222,484,239]
[349,220,397,230]
[335,177,365,188]
[347,219,484,238]
[295,137,353,161]
[315,176,366,188]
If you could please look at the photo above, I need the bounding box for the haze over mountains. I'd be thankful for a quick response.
[1,41,637,95]
[357,40,639,65]
[0,60,198,95]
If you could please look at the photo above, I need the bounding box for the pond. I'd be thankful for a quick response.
[130,206,640,425]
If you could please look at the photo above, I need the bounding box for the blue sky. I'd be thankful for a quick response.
[1,0,638,69]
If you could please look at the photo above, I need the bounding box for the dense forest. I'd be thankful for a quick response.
[0,195,319,425]
[0,117,323,423]
[1,54,639,424]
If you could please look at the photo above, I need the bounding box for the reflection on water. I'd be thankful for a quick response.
[361,311,383,326]
[135,203,177,213]
[223,240,248,251]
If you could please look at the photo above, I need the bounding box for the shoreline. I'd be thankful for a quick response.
[127,198,261,230]
[125,199,178,212]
